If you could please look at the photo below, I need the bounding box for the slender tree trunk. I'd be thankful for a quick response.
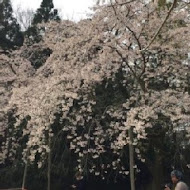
[22,150,29,190]
[129,127,135,190]
[22,160,28,190]
[48,136,51,190]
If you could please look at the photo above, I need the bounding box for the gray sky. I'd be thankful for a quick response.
[12,0,95,21]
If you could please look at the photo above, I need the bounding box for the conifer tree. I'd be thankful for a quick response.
[25,0,60,45]
[32,0,60,25]
[0,0,24,50]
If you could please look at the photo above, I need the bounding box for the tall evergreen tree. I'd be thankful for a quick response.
[25,0,60,45]
[32,0,60,25]
[0,0,24,50]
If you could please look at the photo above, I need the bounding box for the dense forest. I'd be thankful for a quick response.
[0,0,190,190]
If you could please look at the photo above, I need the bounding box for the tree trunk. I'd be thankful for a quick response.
[129,127,135,190]
[22,150,29,190]
[48,136,51,190]
[22,161,28,190]
[145,150,164,190]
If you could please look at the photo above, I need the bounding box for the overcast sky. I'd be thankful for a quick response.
[12,0,95,21]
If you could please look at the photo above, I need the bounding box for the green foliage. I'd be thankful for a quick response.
[94,68,129,115]
[158,0,166,7]
[21,45,53,69]
[0,0,24,49]
[24,26,43,45]
[32,0,60,25]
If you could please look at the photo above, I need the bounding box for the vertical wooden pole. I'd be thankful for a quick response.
[128,127,135,190]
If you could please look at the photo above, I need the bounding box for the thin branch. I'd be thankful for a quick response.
[143,0,178,51]
[113,47,146,92]
[7,63,17,75]
[114,48,136,78]
[110,2,147,78]
[108,0,136,7]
